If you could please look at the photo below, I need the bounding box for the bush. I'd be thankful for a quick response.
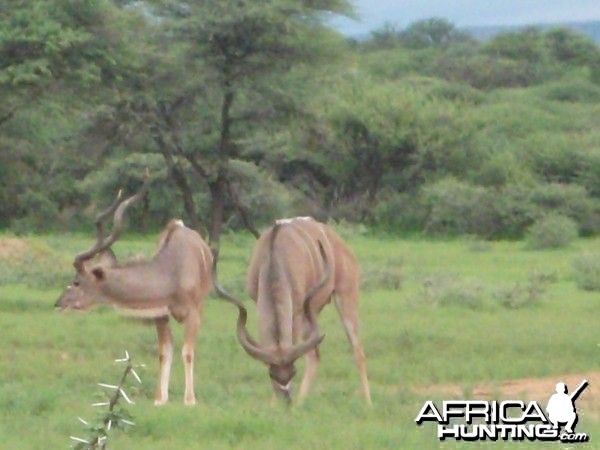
[528,183,600,235]
[0,238,71,289]
[361,257,403,292]
[492,271,554,309]
[435,53,551,89]
[493,185,538,238]
[421,178,498,236]
[11,191,60,233]
[539,79,600,103]
[373,191,427,233]
[416,273,485,309]
[572,252,600,291]
[525,213,578,249]
[525,133,584,184]
[228,160,300,229]
[427,81,485,105]
[79,153,178,232]
[493,183,600,239]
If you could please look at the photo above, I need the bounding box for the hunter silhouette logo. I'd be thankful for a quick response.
[547,380,588,435]
[415,379,590,443]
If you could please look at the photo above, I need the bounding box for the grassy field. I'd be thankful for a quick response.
[0,229,599,449]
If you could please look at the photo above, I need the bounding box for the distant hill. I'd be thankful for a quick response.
[465,20,600,45]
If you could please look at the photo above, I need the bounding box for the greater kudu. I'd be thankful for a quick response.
[213,217,372,405]
[55,177,212,405]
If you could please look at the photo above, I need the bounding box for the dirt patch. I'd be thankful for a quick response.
[413,372,600,419]
[0,237,28,261]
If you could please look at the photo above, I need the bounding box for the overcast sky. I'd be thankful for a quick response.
[332,0,600,35]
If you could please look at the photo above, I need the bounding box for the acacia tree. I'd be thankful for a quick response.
[0,0,147,228]
[2,0,353,238]
[125,0,353,249]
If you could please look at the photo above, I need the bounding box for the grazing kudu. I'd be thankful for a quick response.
[213,217,372,405]
[55,178,212,406]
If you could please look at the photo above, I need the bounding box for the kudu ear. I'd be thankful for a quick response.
[91,266,106,282]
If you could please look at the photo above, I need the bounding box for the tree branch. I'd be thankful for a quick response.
[0,106,17,127]
[152,125,203,231]
[226,178,260,239]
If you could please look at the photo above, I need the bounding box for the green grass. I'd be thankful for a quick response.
[1,232,599,449]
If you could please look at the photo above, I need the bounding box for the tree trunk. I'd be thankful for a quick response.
[208,170,228,251]
[153,130,201,231]
[227,180,260,239]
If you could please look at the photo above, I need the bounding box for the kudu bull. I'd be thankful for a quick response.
[55,176,212,405]
[213,217,372,405]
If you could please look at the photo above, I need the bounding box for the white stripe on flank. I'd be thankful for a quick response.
[198,245,208,282]
[113,305,170,318]
[276,216,313,225]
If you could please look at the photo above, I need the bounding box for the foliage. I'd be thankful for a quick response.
[416,273,485,309]
[0,237,71,288]
[572,251,600,291]
[361,257,403,292]
[492,271,554,309]
[525,213,579,249]
[398,18,474,49]
[421,178,497,236]
[3,7,600,244]
[538,78,600,102]
[317,77,420,220]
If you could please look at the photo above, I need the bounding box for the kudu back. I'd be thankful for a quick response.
[55,177,212,405]
[214,216,372,405]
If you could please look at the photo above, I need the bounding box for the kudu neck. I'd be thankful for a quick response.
[99,259,174,308]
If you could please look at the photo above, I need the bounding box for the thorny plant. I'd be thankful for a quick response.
[70,351,143,450]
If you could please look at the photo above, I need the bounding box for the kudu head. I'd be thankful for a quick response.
[212,230,329,404]
[55,174,150,312]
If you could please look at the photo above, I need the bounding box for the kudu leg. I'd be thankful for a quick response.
[154,317,173,406]
[333,294,373,406]
[181,310,200,406]
[297,347,320,404]
[295,309,321,404]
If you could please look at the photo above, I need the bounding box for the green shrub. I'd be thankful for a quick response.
[361,257,403,292]
[525,213,578,249]
[11,191,60,233]
[427,82,485,105]
[329,220,369,240]
[435,53,552,89]
[372,191,427,233]
[0,239,71,289]
[572,252,600,291]
[528,183,600,235]
[227,160,300,229]
[79,153,178,232]
[577,149,600,197]
[492,271,554,308]
[493,185,538,239]
[421,178,498,237]
[525,133,584,184]
[538,79,600,103]
[495,183,600,238]
[416,274,485,309]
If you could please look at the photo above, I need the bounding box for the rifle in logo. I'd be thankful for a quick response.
[546,379,588,434]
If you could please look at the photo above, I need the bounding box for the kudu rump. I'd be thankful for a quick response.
[55,176,212,405]
[214,217,372,405]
